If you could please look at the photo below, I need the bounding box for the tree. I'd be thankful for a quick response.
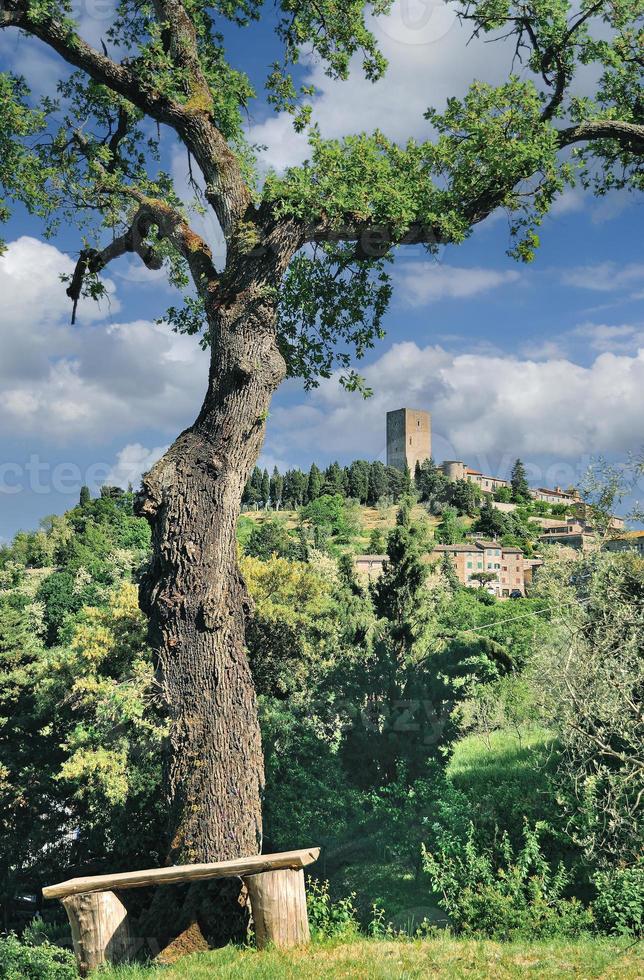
[440,551,461,593]
[435,507,467,545]
[260,468,271,509]
[283,468,307,508]
[368,462,389,505]
[448,479,481,516]
[244,518,294,561]
[1,0,641,902]
[322,461,345,496]
[416,458,449,503]
[471,570,498,589]
[299,494,361,545]
[269,466,284,510]
[511,459,531,503]
[243,466,264,508]
[368,528,386,554]
[348,460,370,504]
[533,549,644,866]
[306,463,323,503]
[474,499,509,539]
[79,485,91,507]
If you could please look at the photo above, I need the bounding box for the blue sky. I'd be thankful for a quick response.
[0,3,643,540]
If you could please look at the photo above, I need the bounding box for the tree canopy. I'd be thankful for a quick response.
[0,0,642,387]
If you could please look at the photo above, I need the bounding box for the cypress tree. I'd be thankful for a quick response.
[261,468,270,508]
[306,463,323,502]
[511,458,531,502]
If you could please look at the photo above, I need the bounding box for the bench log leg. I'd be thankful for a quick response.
[62,890,132,976]
[243,868,310,949]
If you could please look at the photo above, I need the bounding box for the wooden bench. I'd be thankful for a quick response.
[43,846,320,974]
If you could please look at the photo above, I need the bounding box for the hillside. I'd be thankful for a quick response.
[0,485,641,971]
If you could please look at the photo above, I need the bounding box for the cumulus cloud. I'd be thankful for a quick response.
[247,7,512,172]
[265,340,644,466]
[106,443,168,490]
[396,262,521,305]
[0,237,208,442]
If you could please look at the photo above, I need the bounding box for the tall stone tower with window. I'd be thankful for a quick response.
[386,408,431,473]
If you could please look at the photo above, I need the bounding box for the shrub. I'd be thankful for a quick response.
[0,934,77,979]
[422,822,593,940]
[593,861,644,936]
[306,878,360,939]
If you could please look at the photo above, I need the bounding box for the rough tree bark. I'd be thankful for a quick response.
[137,282,287,865]
[133,262,294,943]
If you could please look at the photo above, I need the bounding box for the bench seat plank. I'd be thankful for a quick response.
[43,847,320,901]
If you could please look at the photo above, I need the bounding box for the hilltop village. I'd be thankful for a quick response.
[243,407,638,599]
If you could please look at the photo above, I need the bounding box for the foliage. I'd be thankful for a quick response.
[423,823,594,939]
[278,244,391,391]
[305,878,360,939]
[531,549,644,865]
[299,494,362,547]
[242,553,340,700]
[435,508,466,545]
[0,499,164,923]
[593,861,644,937]
[243,518,301,560]
[511,459,531,503]
[0,934,77,980]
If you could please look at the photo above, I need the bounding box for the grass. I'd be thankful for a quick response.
[100,936,643,979]
[446,727,559,841]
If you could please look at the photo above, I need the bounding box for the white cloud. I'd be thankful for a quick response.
[396,262,521,306]
[107,443,168,490]
[0,237,208,442]
[572,322,644,353]
[264,340,644,465]
[247,9,513,172]
[561,262,644,292]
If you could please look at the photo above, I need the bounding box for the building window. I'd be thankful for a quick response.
[467,562,472,569]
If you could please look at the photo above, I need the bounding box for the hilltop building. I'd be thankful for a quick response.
[531,486,580,504]
[440,461,511,494]
[432,540,526,598]
[386,408,431,474]
[603,530,644,557]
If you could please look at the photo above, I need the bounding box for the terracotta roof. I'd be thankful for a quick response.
[534,487,576,498]
[355,554,388,561]
[433,544,480,554]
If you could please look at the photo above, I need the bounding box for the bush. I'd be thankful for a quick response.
[306,878,360,938]
[593,861,644,936]
[422,822,593,940]
[0,934,77,979]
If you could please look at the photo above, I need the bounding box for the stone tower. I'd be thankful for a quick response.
[386,408,431,473]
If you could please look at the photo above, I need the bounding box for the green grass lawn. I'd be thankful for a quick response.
[101,936,642,979]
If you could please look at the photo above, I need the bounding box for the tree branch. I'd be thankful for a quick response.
[66,197,219,323]
[558,119,644,153]
[0,1,252,238]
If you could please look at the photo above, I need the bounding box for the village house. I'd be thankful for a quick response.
[530,485,580,505]
[439,460,511,493]
[603,530,644,557]
[354,554,388,580]
[432,539,526,598]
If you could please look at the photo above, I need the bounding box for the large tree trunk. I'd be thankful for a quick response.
[135,287,286,939]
